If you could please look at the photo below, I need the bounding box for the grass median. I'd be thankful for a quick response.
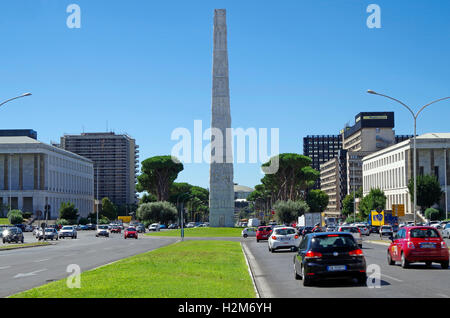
[145,227,243,237]
[0,242,51,250]
[10,240,255,298]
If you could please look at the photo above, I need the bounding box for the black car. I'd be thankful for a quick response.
[293,232,367,286]
[2,227,24,244]
[301,226,314,236]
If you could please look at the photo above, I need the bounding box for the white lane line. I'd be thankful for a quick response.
[14,269,47,279]
[0,266,11,270]
[381,273,403,282]
[34,258,50,263]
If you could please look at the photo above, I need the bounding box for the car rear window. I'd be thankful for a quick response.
[410,228,440,238]
[258,227,270,231]
[274,228,296,235]
[340,227,358,233]
[310,235,357,251]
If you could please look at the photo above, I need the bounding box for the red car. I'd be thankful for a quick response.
[124,227,138,239]
[387,226,449,269]
[256,226,272,242]
[110,226,121,234]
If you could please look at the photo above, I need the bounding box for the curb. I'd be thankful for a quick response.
[0,243,54,251]
[241,242,260,298]
[366,240,390,246]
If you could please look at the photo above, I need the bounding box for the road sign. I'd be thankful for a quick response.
[392,204,405,217]
[118,216,132,223]
[371,211,384,226]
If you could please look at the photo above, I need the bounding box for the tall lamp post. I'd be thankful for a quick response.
[0,93,32,108]
[367,90,450,225]
[177,192,191,241]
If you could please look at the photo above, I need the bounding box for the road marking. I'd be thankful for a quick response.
[381,273,403,282]
[34,258,50,263]
[14,269,47,279]
[0,266,11,270]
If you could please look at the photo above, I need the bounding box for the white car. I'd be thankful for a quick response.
[379,225,393,238]
[268,227,300,253]
[186,222,196,228]
[241,227,257,238]
[59,226,77,239]
[96,225,110,237]
[442,223,450,239]
[355,224,370,236]
[337,226,362,248]
[148,223,160,232]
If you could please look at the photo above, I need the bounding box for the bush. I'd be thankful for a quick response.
[273,200,310,225]
[78,217,89,225]
[56,219,70,226]
[425,208,440,221]
[345,215,364,224]
[136,201,177,224]
[22,212,33,219]
[8,210,23,225]
[98,217,110,225]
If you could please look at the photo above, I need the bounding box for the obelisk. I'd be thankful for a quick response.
[209,9,235,227]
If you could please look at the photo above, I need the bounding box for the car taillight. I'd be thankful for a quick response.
[272,236,277,240]
[305,251,322,259]
[407,241,415,249]
[349,249,364,256]
[294,235,299,239]
[441,241,447,249]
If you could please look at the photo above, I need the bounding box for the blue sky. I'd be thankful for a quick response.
[1,0,449,190]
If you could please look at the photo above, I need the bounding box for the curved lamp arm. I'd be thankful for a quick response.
[0,93,32,108]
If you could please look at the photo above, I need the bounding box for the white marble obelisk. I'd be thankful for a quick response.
[209,9,235,227]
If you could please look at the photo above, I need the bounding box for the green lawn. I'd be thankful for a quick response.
[10,240,256,298]
[0,242,51,250]
[145,227,243,237]
[0,218,10,225]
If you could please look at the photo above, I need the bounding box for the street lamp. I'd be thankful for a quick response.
[177,192,192,241]
[367,90,450,225]
[0,93,32,108]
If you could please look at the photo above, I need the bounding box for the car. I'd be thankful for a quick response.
[79,225,89,231]
[256,226,272,242]
[148,223,160,232]
[168,223,179,229]
[86,223,96,230]
[379,225,394,238]
[370,225,380,234]
[37,228,59,241]
[387,226,449,269]
[337,226,363,248]
[186,222,196,228]
[124,227,138,239]
[242,227,257,238]
[294,232,367,286]
[355,224,370,236]
[96,225,110,237]
[160,224,167,229]
[2,227,24,244]
[442,223,450,239]
[24,225,34,232]
[32,226,41,237]
[268,227,301,253]
[301,226,314,236]
[0,225,12,238]
[136,224,146,233]
[59,226,77,239]
[326,225,337,232]
[110,225,122,234]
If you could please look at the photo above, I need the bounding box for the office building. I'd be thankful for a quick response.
[0,136,94,219]
[320,150,347,214]
[362,133,450,216]
[60,132,139,207]
[303,135,342,189]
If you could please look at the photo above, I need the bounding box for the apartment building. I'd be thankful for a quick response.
[362,133,450,216]
[60,132,139,207]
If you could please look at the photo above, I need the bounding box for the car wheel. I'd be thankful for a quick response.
[243,234,248,238]
[2,239,5,244]
[441,261,449,269]
[256,239,260,243]
[401,252,409,269]
[387,251,395,265]
[357,274,367,286]
[21,238,24,244]
[294,263,301,280]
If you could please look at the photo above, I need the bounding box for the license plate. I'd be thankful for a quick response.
[420,243,436,248]
[327,265,347,272]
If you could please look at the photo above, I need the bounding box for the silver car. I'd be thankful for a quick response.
[442,223,450,239]
[59,226,77,239]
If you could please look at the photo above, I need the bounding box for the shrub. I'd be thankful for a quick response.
[8,210,23,225]
[425,208,440,221]
[136,201,177,224]
[98,217,110,225]
[56,219,70,226]
[78,217,89,225]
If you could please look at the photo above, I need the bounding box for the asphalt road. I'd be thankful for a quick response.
[243,233,450,298]
[0,231,177,297]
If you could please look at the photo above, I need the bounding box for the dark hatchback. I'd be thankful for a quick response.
[2,227,24,244]
[293,232,367,286]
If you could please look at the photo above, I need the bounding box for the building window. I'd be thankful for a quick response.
[419,166,424,176]
[434,166,439,178]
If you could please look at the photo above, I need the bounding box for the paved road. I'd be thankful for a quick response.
[0,231,177,297]
[243,233,450,298]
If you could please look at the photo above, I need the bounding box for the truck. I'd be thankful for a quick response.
[248,218,260,228]
[298,213,322,228]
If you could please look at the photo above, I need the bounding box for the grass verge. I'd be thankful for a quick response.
[10,240,256,298]
[0,242,52,250]
[0,218,10,225]
[145,227,243,237]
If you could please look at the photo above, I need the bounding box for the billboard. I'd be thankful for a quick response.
[371,211,384,226]
[118,216,132,223]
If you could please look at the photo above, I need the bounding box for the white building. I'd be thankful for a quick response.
[362,133,450,215]
[0,137,94,219]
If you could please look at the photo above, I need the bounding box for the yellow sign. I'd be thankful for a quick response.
[118,216,132,223]
[392,204,405,217]
[371,211,384,226]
